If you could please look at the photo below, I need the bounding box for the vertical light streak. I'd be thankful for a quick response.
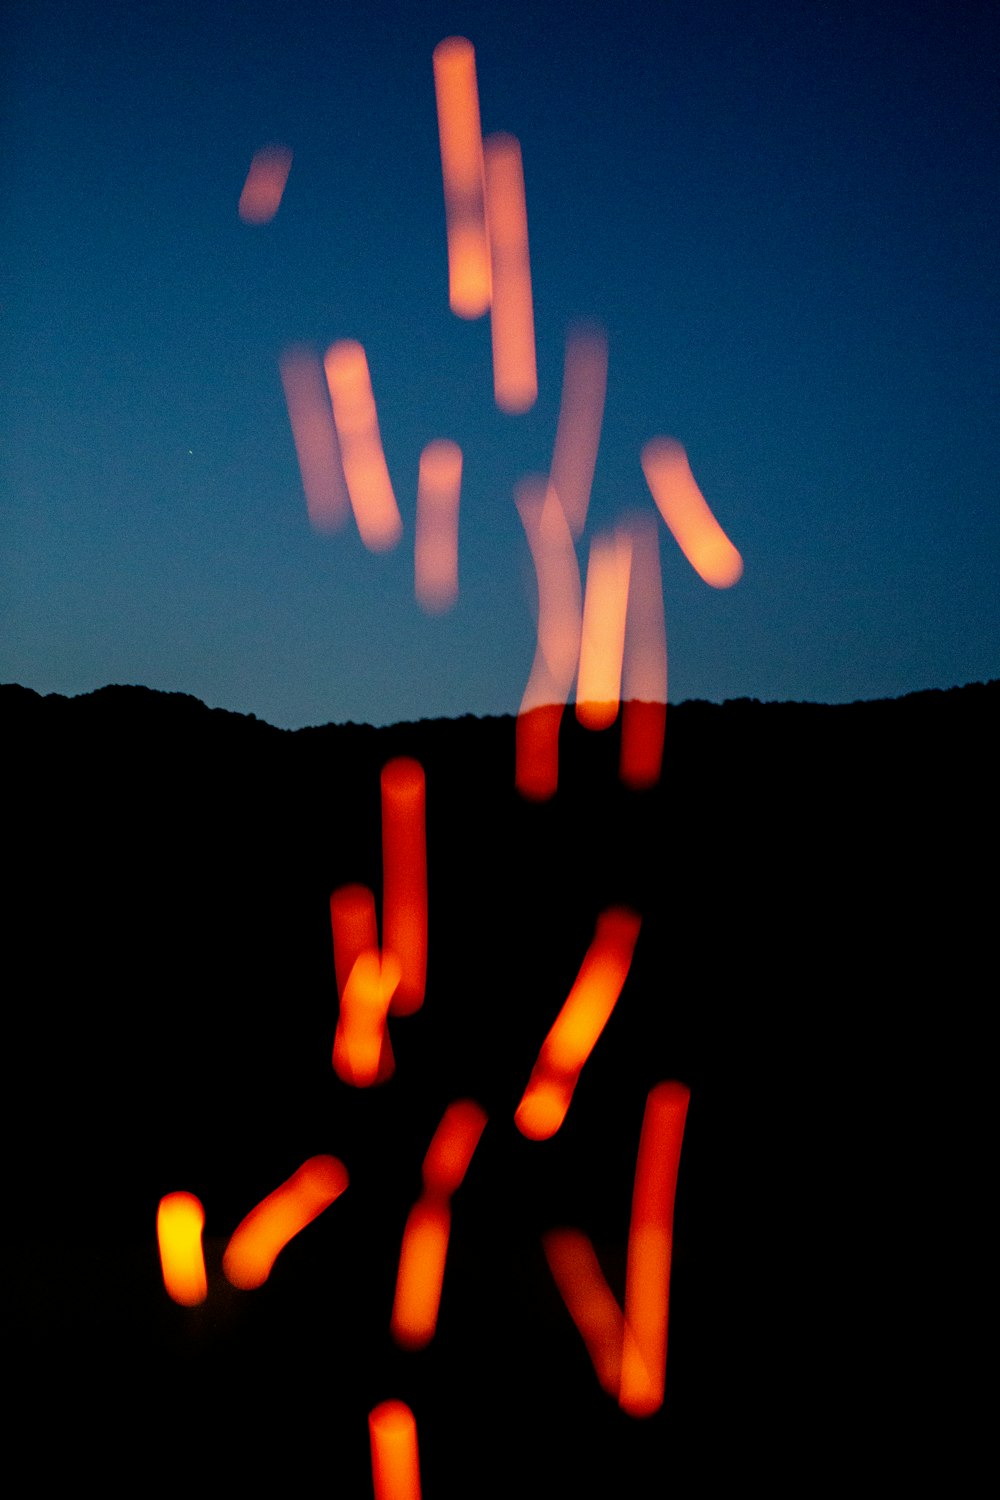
[332,949,400,1087]
[484,133,537,413]
[222,1156,349,1291]
[369,1400,422,1500]
[415,439,462,613]
[542,1228,624,1396]
[549,326,608,537]
[156,1192,208,1307]
[330,886,395,1083]
[390,1197,452,1350]
[576,529,633,731]
[324,340,403,552]
[641,438,743,588]
[432,37,491,319]
[278,346,349,532]
[421,1099,488,1199]
[620,513,667,790]
[238,144,292,224]
[381,757,428,1016]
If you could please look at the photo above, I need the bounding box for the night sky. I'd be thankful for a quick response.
[5,0,997,728]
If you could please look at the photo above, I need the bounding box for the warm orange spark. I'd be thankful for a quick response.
[332,949,401,1087]
[543,1228,624,1396]
[415,438,462,613]
[484,133,537,413]
[549,326,608,537]
[620,513,667,790]
[238,145,292,224]
[369,1400,422,1500]
[390,1196,452,1350]
[381,757,428,1016]
[421,1099,488,1200]
[641,437,743,588]
[432,37,491,319]
[156,1192,207,1307]
[278,346,349,532]
[576,529,633,731]
[324,340,403,552]
[222,1156,348,1291]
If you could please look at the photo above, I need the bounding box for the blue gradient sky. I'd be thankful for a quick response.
[4,0,997,727]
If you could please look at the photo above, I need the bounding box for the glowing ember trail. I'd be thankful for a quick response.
[484,133,537,413]
[330,885,395,1081]
[391,1197,452,1350]
[432,37,491,320]
[332,949,401,1087]
[324,340,403,552]
[576,529,633,731]
[543,1228,624,1396]
[641,437,743,588]
[222,1156,348,1291]
[549,326,608,537]
[381,757,428,1016]
[238,145,292,224]
[421,1098,488,1199]
[620,513,667,790]
[156,1192,207,1307]
[369,1400,422,1500]
[415,438,462,613]
[278,346,349,532]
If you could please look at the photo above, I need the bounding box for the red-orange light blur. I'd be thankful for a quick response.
[381,757,428,1016]
[484,133,537,413]
[222,1156,348,1291]
[330,885,396,1082]
[619,1080,690,1418]
[238,145,292,224]
[432,37,491,319]
[390,1197,451,1350]
[421,1099,488,1200]
[278,346,349,533]
[620,513,667,790]
[543,1228,624,1396]
[332,949,401,1087]
[369,1400,422,1500]
[576,529,633,731]
[515,702,563,804]
[415,438,462,613]
[549,326,608,537]
[324,340,403,552]
[156,1192,207,1307]
[641,437,743,588]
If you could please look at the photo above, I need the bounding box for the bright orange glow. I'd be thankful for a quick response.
[390,1197,451,1350]
[514,702,563,803]
[222,1156,348,1291]
[543,1228,624,1396]
[620,513,667,789]
[324,340,403,552]
[381,757,428,1016]
[415,438,462,613]
[278,346,349,532]
[513,1067,576,1142]
[433,37,491,319]
[332,949,401,1087]
[576,529,633,730]
[549,326,608,537]
[421,1099,488,1199]
[369,1400,422,1500]
[329,886,394,1083]
[484,133,537,413]
[641,437,743,588]
[238,145,292,224]
[156,1192,207,1307]
[620,1081,690,1417]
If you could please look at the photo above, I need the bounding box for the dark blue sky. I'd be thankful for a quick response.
[4,0,997,727]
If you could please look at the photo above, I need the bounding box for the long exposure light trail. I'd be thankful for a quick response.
[432,37,491,320]
[381,757,428,1016]
[620,513,668,789]
[238,144,292,224]
[549,326,608,538]
[324,340,403,552]
[641,437,743,588]
[332,949,400,1087]
[542,1228,624,1396]
[278,346,349,533]
[421,1099,488,1199]
[157,1191,208,1307]
[222,1156,349,1291]
[576,529,633,731]
[415,438,462,613]
[369,1400,423,1500]
[484,133,537,413]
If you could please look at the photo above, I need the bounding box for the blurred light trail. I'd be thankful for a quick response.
[369,1400,422,1500]
[415,439,462,613]
[238,144,292,224]
[515,907,642,1140]
[390,1196,451,1350]
[222,1156,348,1291]
[542,1228,624,1396]
[515,703,563,804]
[620,1081,690,1418]
[324,340,403,551]
[641,437,743,588]
[330,884,395,1083]
[620,513,667,789]
[278,346,349,532]
[421,1099,488,1200]
[381,757,428,1016]
[549,326,608,537]
[332,949,401,1087]
[432,37,491,319]
[576,529,633,731]
[484,133,537,413]
[156,1191,207,1307]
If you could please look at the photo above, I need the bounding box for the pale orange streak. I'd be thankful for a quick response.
[549,326,608,537]
[238,145,292,224]
[433,37,491,319]
[576,530,633,730]
[415,438,462,613]
[369,1400,422,1500]
[156,1192,207,1307]
[421,1099,488,1199]
[390,1197,451,1350]
[381,758,428,1016]
[641,438,743,588]
[222,1156,348,1291]
[278,346,349,532]
[514,702,564,803]
[332,949,401,1087]
[620,513,667,789]
[324,341,403,551]
[620,1081,690,1417]
[329,886,395,1082]
[484,133,537,413]
[543,1228,625,1396]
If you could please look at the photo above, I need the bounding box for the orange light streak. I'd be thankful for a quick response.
[390,1196,452,1350]
[332,949,400,1087]
[620,1081,690,1417]
[542,1228,624,1396]
[415,439,462,613]
[549,326,608,537]
[324,340,403,552]
[278,346,349,532]
[515,703,563,804]
[222,1155,348,1291]
[576,529,633,731]
[484,133,537,413]
[238,145,292,224]
[421,1099,488,1200]
[620,513,667,789]
[369,1400,422,1500]
[330,886,395,1083]
[381,757,428,1016]
[156,1192,207,1307]
[641,437,743,588]
[432,37,491,319]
